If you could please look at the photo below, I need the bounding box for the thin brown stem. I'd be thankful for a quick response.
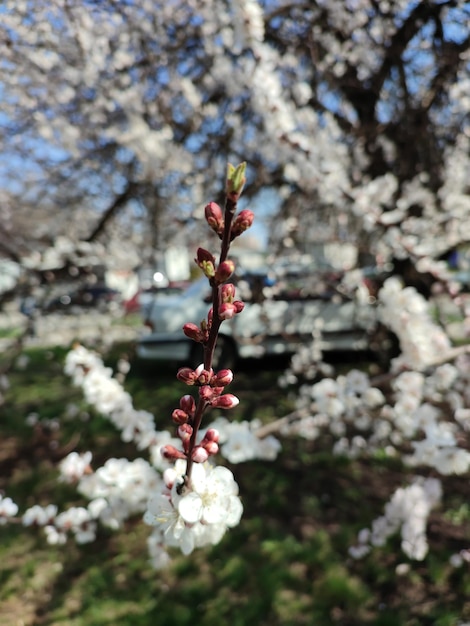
[183,398,210,486]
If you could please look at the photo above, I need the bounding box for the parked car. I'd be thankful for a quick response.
[124,282,190,315]
[136,270,386,368]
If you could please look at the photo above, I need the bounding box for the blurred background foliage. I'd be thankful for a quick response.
[1,343,469,625]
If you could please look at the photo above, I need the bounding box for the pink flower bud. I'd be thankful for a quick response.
[178,423,193,439]
[199,385,215,401]
[204,441,219,456]
[215,260,235,283]
[205,202,224,235]
[178,424,193,452]
[161,445,187,460]
[211,393,240,409]
[163,468,176,489]
[233,300,245,314]
[196,248,216,278]
[176,367,197,385]
[172,408,189,424]
[213,369,234,386]
[195,366,213,385]
[218,302,236,320]
[196,247,216,264]
[180,394,196,417]
[191,446,209,463]
[231,209,254,239]
[202,428,220,443]
[183,323,202,342]
[220,283,236,303]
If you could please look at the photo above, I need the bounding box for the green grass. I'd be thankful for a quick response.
[0,325,23,339]
[1,342,470,625]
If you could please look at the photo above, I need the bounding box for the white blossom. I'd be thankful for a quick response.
[59,451,92,483]
[350,478,442,561]
[0,495,19,523]
[144,460,243,555]
[22,504,58,527]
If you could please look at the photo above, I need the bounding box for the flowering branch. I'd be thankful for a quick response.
[142,162,256,555]
[173,162,250,487]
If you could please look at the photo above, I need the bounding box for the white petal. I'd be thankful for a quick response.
[180,528,196,555]
[202,499,228,524]
[225,496,243,527]
[210,465,235,486]
[178,492,203,524]
[143,511,158,526]
[189,463,207,493]
[147,494,172,517]
[167,515,186,540]
[202,522,226,547]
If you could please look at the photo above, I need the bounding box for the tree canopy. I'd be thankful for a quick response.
[1,0,469,271]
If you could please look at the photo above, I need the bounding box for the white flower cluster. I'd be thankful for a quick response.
[290,359,470,477]
[350,478,442,561]
[0,494,18,524]
[349,145,470,269]
[144,459,243,560]
[207,416,281,464]
[77,457,161,531]
[287,369,386,455]
[232,0,265,52]
[22,502,96,545]
[59,450,92,483]
[2,495,98,546]
[19,453,162,546]
[3,345,279,563]
[281,274,470,561]
[379,278,451,371]
[64,344,180,461]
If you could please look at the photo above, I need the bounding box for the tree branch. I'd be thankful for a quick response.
[85,181,138,242]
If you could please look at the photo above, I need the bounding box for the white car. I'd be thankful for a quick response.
[136,272,383,368]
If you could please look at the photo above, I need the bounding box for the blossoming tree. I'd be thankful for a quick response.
[1,0,469,272]
[1,0,470,612]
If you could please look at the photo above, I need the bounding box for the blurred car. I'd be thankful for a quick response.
[136,270,383,368]
[44,285,121,313]
[124,282,190,315]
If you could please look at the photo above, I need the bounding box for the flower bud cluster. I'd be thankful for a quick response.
[219,283,245,320]
[165,364,239,464]
[177,364,235,393]
[171,394,196,424]
[182,322,207,343]
[192,249,244,331]
[184,284,245,330]
[230,209,255,240]
[204,201,254,242]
